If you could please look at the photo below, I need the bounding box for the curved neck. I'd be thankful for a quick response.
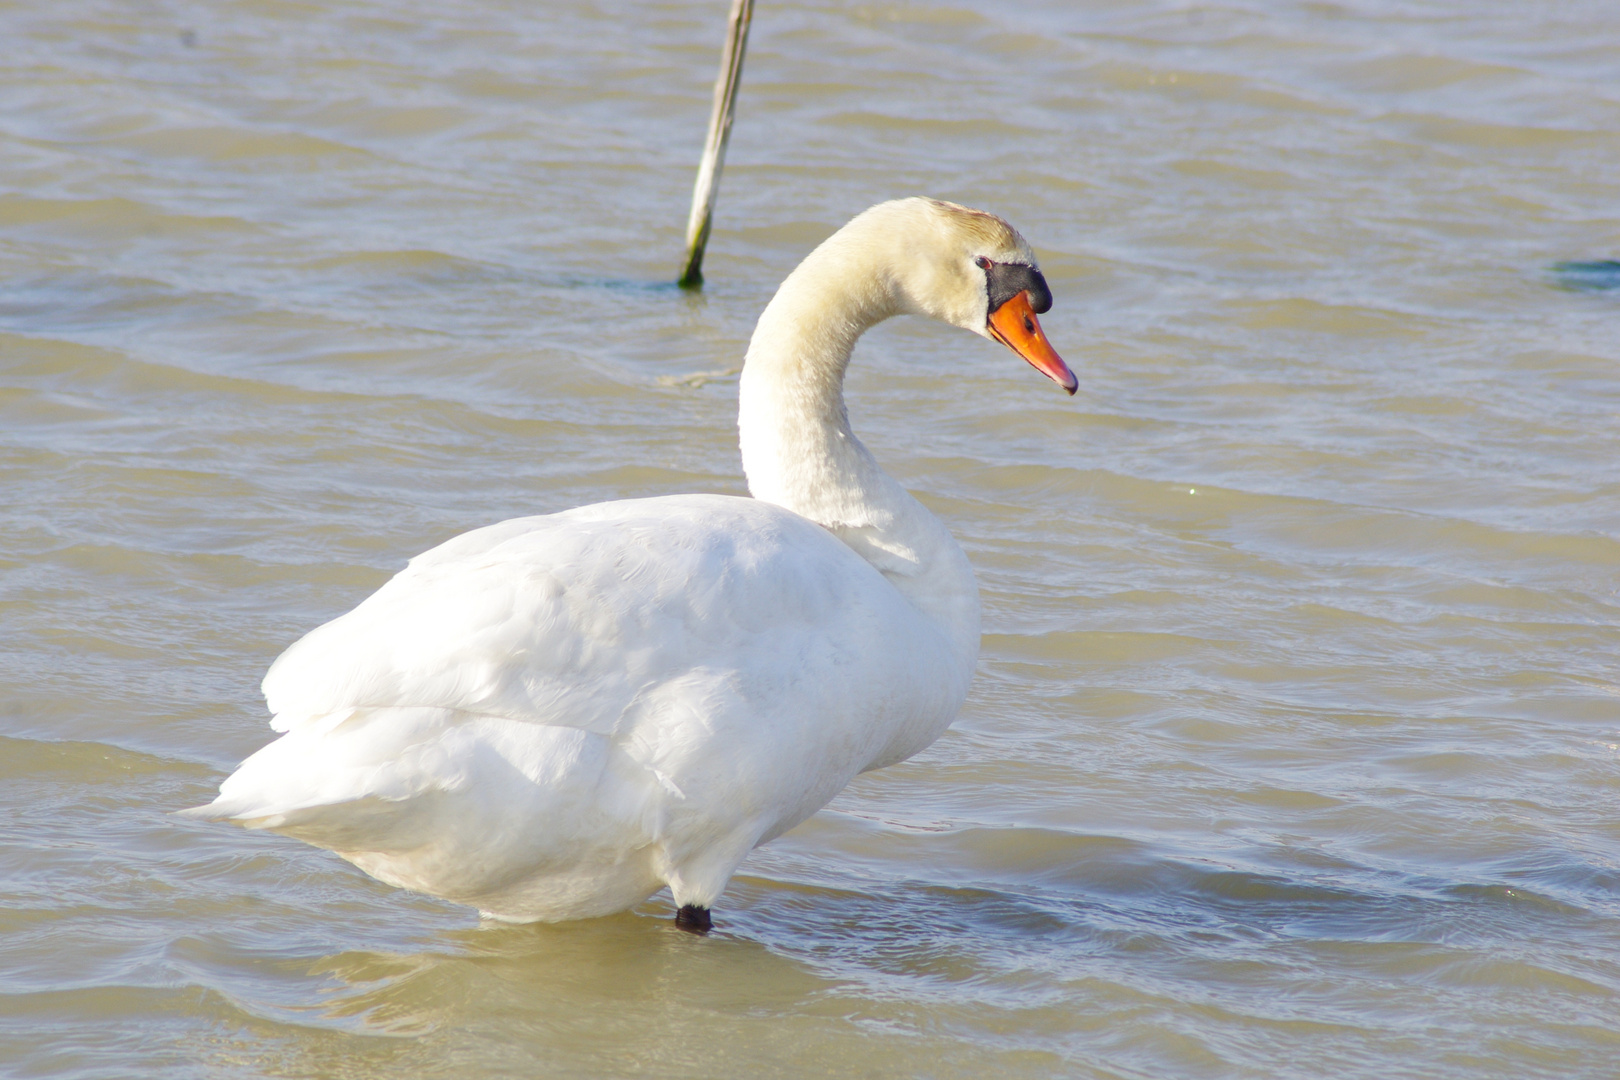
[737,229,979,663]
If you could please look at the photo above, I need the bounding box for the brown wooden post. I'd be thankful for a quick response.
[678,0,755,288]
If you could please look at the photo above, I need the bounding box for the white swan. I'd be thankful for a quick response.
[186,198,1074,932]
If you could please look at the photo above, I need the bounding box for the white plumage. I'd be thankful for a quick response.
[187,198,1073,927]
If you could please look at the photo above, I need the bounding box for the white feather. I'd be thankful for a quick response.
[186,198,1060,922]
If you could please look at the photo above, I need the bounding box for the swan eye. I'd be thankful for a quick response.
[974,256,992,270]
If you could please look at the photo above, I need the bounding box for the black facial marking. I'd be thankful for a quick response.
[983,261,1052,316]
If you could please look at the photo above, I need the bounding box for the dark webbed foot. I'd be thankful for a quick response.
[674,904,712,934]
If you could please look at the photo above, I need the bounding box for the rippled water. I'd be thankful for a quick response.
[4,1,1619,1076]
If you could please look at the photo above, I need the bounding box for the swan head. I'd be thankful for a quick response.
[860,197,1077,395]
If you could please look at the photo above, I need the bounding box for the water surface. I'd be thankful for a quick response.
[3,1,1619,1077]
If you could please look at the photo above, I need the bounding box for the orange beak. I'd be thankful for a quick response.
[987,290,1076,395]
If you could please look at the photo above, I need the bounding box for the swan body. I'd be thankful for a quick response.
[187,198,1073,926]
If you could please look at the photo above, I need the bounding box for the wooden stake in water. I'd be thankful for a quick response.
[678,0,755,288]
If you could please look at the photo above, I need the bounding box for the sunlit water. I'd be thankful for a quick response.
[3,1,1618,1076]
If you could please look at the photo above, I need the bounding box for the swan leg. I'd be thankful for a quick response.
[674,904,713,933]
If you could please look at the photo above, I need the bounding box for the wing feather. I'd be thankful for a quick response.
[262,495,895,737]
